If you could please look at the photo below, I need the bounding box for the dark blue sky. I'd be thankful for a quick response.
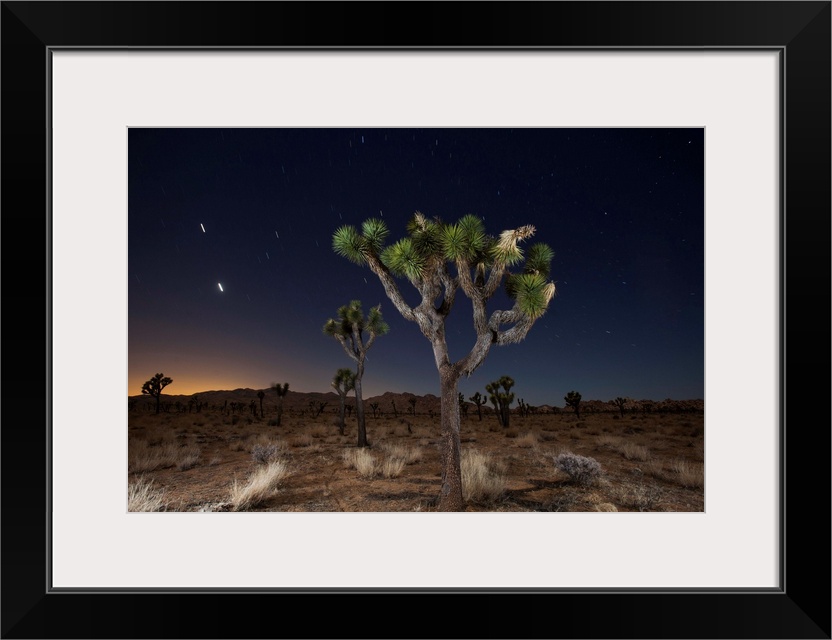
[128,127,704,406]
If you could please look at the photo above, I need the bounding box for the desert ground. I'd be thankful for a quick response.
[127,390,704,513]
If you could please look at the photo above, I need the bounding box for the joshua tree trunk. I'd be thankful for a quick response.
[438,367,463,512]
[355,362,368,447]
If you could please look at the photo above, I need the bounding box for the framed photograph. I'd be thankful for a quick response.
[3,2,829,638]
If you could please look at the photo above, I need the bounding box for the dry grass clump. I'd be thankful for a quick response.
[129,440,201,473]
[596,434,623,448]
[175,445,201,470]
[342,448,378,478]
[381,457,406,478]
[291,433,314,448]
[229,460,290,511]
[616,442,650,461]
[128,477,169,512]
[376,441,423,465]
[670,459,704,489]
[461,449,506,504]
[515,432,538,448]
[594,502,618,512]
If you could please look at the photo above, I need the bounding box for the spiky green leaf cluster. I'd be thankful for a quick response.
[524,243,554,278]
[332,225,368,265]
[506,272,556,319]
[440,214,488,261]
[366,304,390,336]
[361,218,389,254]
[380,238,427,280]
[323,300,389,338]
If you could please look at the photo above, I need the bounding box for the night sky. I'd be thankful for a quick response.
[128,128,704,406]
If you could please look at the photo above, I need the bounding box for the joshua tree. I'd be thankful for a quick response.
[407,397,417,416]
[613,396,628,418]
[332,368,356,435]
[323,300,389,447]
[391,399,398,417]
[333,212,555,510]
[565,390,582,419]
[271,382,289,426]
[141,373,173,415]
[257,390,266,418]
[469,391,486,421]
[458,392,469,419]
[369,402,380,418]
[486,375,516,428]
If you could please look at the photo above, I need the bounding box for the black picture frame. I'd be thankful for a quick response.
[2,2,829,638]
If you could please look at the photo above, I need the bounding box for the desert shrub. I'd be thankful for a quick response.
[128,477,169,512]
[251,443,282,464]
[229,460,290,511]
[553,452,603,486]
[461,450,506,503]
[616,481,662,511]
[267,419,279,427]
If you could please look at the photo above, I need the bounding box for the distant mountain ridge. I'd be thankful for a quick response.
[128,387,703,414]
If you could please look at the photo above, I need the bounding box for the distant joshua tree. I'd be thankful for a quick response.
[323,300,389,448]
[564,390,582,419]
[458,392,469,419]
[332,368,356,435]
[407,397,417,416]
[257,390,266,418]
[486,376,516,428]
[271,382,290,426]
[333,213,555,510]
[369,402,380,419]
[391,399,398,417]
[141,373,173,415]
[613,396,627,418]
[469,391,486,421]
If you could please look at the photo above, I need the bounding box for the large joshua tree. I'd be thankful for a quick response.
[323,300,389,447]
[333,212,555,511]
[331,367,356,436]
[141,373,173,414]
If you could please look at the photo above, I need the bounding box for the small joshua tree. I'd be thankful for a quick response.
[407,397,417,416]
[564,390,582,419]
[271,382,289,426]
[613,396,627,418]
[257,390,266,418]
[141,373,173,415]
[333,213,555,510]
[369,402,380,418]
[458,392,469,419]
[324,300,389,447]
[486,376,516,428]
[332,368,356,435]
[469,391,486,421]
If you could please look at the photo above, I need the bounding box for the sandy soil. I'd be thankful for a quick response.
[128,398,704,513]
